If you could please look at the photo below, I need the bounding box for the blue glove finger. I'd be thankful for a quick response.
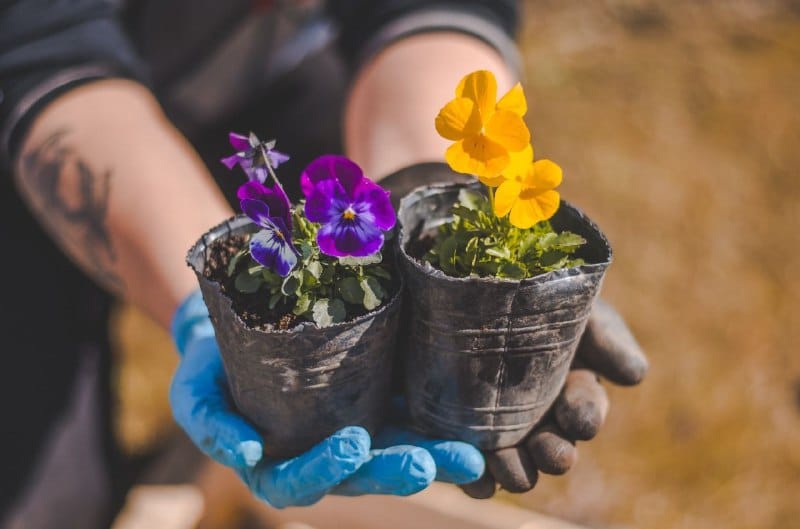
[331,445,436,496]
[239,426,371,508]
[374,426,485,484]
[169,335,264,469]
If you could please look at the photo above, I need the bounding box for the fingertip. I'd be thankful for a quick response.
[330,426,372,462]
[403,447,437,491]
[431,441,485,484]
[236,440,263,468]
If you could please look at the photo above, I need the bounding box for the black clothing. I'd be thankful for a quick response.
[0,0,520,524]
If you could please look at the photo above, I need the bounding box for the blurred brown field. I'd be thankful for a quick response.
[112,1,800,528]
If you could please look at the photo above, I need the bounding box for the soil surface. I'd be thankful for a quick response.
[204,234,299,331]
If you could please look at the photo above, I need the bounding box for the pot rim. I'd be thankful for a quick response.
[397,181,613,286]
[186,214,403,335]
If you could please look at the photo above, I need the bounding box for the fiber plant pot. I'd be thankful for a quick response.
[187,215,402,458]
[398,183,612,450]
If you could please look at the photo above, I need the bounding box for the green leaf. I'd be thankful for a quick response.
[312,298,347,327]
[298,241,314,260]
[338,253,383,266]
[361,277,384,311]
[436,235,461,275]
[552,232,586,253]
[498,262,526,279]
[369,266,393,280]
[485,246,511,260]
[235,271,262,293]
[281,272,302,296]
[293,294,312,315]
[457,188,486,211]
[337,277,364,305]
[540,250,569,269]
[247,264,264,276]
[306,260,323,279]
[226,248,248,277]
[268,292,283,310]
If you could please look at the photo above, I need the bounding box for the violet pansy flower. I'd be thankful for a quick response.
[238,181,298,277]
[301,155,396,257]
[221,132,290,184]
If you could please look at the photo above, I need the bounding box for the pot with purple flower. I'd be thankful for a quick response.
[187,133,402,457]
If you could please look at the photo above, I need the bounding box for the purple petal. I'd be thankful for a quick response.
[351,180,396,231]
[240,198,273,229]
[268,150,290,168]
[240,160,269,184]
[304,179,345,224]
[300,155,363,199]
[221,153,242,170]
[229,132,250,151]
[317,217,384,257]
[250,228,298,277]
[237,181,271,201]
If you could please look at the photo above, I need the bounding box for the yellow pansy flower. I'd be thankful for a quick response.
[494,145,562,229]
[435,70,530,180]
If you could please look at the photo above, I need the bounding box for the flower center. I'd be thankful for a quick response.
[519,188,540,200]
[342,207,357,220]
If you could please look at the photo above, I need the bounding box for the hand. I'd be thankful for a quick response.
[170,290,484,508]
[459,299,649,498]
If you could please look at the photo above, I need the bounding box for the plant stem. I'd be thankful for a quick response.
[488,185,495,212]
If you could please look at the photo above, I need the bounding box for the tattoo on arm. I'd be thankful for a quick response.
[16,129,124,292]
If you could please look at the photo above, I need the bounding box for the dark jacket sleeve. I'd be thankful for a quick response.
[326,0,521,73]
[0,0,146,170]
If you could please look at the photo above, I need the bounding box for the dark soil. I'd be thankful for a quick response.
[204,234,399,331]
[405,234,435,260]
[204,234,299,331]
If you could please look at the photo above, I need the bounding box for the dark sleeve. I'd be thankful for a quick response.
[0,0,147,170]
[326,0,521,74]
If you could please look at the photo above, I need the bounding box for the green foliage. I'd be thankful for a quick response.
[230,205,394,327]
[424,189,587,279]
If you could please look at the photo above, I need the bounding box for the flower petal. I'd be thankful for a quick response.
[250,228,298,277]
[221,153,242,170]
[485,110,530,152]
[494,179,521,218]
[435,98,482,140]
[317,217,384,257]
[456,70,497,121]
[300,155,364,199]
[236,181,270,201]
[268,149,290,168]
[502,145,534,179]
[240,198,274,229]
[445,136,509,178]
[508,190,560,229]
[228,132,250,151]
[528,159,563,190]
[351,180,396,231]
[304,179,345,224]
[496,83,528,117]
[478,173,506,187]
[238,182,292,229]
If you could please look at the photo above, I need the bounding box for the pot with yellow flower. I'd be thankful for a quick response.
[397,71,612,450]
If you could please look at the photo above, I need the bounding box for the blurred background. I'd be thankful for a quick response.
[111,1,800,528]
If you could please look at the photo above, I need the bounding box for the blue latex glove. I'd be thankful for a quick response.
[170,290,484,508]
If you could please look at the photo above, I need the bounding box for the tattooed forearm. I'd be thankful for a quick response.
[16,129,124,292]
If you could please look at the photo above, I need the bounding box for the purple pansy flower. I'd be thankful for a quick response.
[238,181,298,277]
[221,132,290,183]
[301,155,396,257]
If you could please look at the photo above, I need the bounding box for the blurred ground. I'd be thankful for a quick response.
[113,1,800,528]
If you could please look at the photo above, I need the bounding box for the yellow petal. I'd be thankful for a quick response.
[496,83,527,117]
[479,173,506,187]
[435,97,481,140]
[485,110,530,152]
[502,145,534,179]
[494,178,521,218]
[510,189,561,228]
[445,136,509,178]
[456,70,497,121]
[527,159,563,190]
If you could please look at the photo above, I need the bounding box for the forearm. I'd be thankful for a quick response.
[345,32,516,180]
[14,80,232,328]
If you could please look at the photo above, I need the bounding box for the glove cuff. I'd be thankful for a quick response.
[171,290,214,357]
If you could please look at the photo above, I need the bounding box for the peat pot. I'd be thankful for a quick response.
[397,183,612,450]
[188,215,402,458]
